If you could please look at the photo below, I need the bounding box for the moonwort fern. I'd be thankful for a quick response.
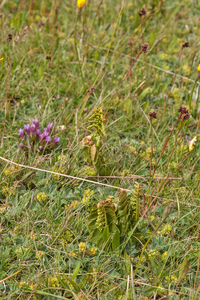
[88,200,119,249]
[80,107,110,175]
[88,183,144,250]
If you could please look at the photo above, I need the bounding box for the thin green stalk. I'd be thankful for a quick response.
[74,9,84,83]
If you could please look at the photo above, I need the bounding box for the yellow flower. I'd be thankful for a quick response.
[79,242,86,252]
[29,283,35,289]
[162,224,172,235]
[15,247,23,254]
[161,251,168,261]
[150,215,155,221]
[0,207,6,214]
[91,247,97,255]
[148,249,159,259]
[82,189,94,205]
[197,64,200,72]
[58,154,67,162]
[66,200,79,209]
[37,192,48,201]
[48,277,59,287]
[35,251,45,258]
[19,281,27,288]
[77,0,86,9]
[171,275,177,282]
[69,250,77,257]
[0,57,4,61]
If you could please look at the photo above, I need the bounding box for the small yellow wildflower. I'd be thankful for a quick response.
[162,224,172,235]
[36,251,45,258]
[161,251,168,261]
[29,283,35,289]
[90,247,97,255]
[19,281,27,288]
[172,87,179,98]
[4,166,15,176]
[148,249,159,259]
[150,215,155,221]
[0,57,4,61]
[82,189,94,205]
[37,192,48,201]
[0,207,6,214]
[139,151,145,158]
[171,275,177,282]
[197,64,200,73]
[58,154,67,162]
[66,200,79,209]
[48,277,59,287]
[79,242,86,252]
[81,166,97,176]
[162,64,170,70]
[77,0,86,9]
[15,247,23,254]
[129,146,137,155]
[69,250,77,257]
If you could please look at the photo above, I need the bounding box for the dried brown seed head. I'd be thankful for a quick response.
[141,43,149,53]
[178,106,189,114]
[46,56,52,60]
[183,112,190,120]
[128,40,134,46]
[139,8,147,17]
[149,111,157,119]
[86,87,96,95]
[182,42,189,48]
[7,33,12,42]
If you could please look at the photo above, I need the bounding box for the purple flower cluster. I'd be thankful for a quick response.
[19,119,60,152]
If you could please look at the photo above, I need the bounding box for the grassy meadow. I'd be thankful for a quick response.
[0,0,200,299]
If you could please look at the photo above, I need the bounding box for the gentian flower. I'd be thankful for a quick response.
[19,128,25,139]
[32,119,39,129]
[53,137,60,144]
[46,122,53,132]
[38,145,43,152]
[24,124,31,136]
[36,129,41,138]
[30,124,36,134]
[45,136,52,144]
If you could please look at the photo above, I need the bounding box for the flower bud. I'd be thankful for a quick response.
[30,124,36,134]
[53,137,60,144]
[77,0,86,9]
[24,124,31,136]
[45,136,52,144]
[36,129,41,138]
[46,122,53,132]
[38,145,43,152]
[32,119,39,129]
[19,128,25,139]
